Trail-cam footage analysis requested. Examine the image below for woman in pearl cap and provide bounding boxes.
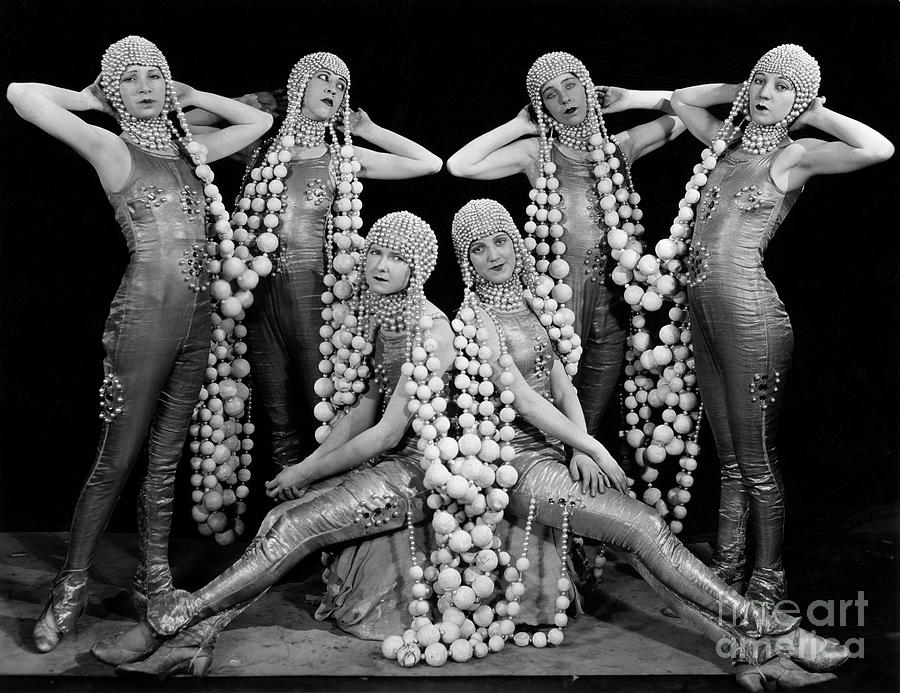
[6,36,272,653]
[667,44,893,610]
[91,212,458,677]
[447,52,685,439]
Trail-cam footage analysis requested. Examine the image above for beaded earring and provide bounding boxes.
[621,45,819,533]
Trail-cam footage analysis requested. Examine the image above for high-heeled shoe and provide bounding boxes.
[33,569,89,653]
[91,620,161,666]
[115,635,214,679]
[735,657,837,691]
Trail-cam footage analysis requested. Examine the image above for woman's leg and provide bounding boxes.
[245,277,302,468]
[36,289,180,650]
[691,307,750,583]
[717,293,793,607]
[134,300,209,601]
[573,289,627,438]
[145,458,427,636]
[509,457,777,638]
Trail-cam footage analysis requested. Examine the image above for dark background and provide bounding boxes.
[0,0,897,549]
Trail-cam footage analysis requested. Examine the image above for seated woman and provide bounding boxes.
[393,198,846,687]
[91,210,454,676]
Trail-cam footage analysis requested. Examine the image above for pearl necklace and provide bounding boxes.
[122,114,175,151]
[294,112,327,148]
[741,121,788,155]
[474,277,524,313]
[363,291,408,335]
[554,111,601,151]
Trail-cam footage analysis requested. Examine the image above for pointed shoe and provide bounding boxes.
[116,641,213,680]
[736,657,838,690]
[91,621,161,666]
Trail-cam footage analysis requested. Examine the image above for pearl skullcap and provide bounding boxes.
[526,51,596,106]
[287,52,351,96]
[100,36,173,108]
[451,199,531,287]
[366,211,438,284]
[749,44,820,116]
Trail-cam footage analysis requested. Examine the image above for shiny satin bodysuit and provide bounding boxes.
[145,317,442,645]
[245,147,335,466]
[540,143,628,434]
[47,139,210,631]
[687,140,800,602]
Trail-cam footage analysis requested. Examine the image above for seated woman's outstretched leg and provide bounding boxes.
[508,456,771,637]
[147,458,427,635]
[507,456,847,671]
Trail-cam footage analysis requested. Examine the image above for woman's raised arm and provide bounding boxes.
[7,80,130,189]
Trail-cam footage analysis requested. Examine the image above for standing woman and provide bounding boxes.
[669,44,893,608]
[447,52,683,435]
[6,35,273,652]
[230,52,442,467]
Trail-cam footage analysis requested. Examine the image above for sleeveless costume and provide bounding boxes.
[50,139,210,623]
[687,139,800,595]
[245,148,335,466]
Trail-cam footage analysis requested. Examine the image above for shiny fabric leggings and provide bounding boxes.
[573,287,627,437]
[245,265,324,467]
[60,283,208,602]
[690,283,793,588]
[510,456,751,640]
[183,456,426,623]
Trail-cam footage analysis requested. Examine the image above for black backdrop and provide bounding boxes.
[1,0,897,544]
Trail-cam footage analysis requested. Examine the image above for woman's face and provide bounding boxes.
[468,232,517,284]
[118,64,166,119]
[301,69,347,121]
[365,243,411,295]
[748,71,796,125]
[540,72,587,126]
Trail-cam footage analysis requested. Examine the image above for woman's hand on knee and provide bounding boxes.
[569,454,603,497]
[266,463,310,500]
[591,449,629,495]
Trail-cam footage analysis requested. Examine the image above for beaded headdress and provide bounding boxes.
[451,198,532,290]
[523,52,646,377]
[99,36,187,150]
[314,211,439,441]
[280,52,352,148]
[186,53,361,540]
[716,44,821,154]
[526,51,607,149]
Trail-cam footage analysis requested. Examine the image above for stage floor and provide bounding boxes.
[1,508,896,692]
